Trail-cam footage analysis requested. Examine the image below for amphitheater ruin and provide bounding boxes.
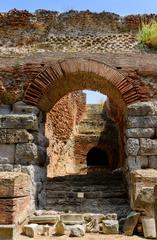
[1,9,157,239]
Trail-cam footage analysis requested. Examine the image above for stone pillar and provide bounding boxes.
[0,101,48,210]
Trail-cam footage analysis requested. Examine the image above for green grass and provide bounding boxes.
[137,20,157,49]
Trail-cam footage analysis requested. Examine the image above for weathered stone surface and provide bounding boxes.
[105,213,117,220]
[0,114,38,130]
[140,138,157,155]
[15,143,38,164]
[127,116,157,128]
[0,144,15,164]
[126,138,140,156]
[54,221,65,236]
[142,217,156,239]
[0,104,11,114]
[149,156,157,169]
[60,214,84,225]
[84,213,105,223]
[0,172,31,198]
[102,220,119,234]
[127,156,141,171]
[69,224,86,237]
[130,170,157,217]
[13,101,39,115]
[0,129,33,144]
[126,128,155,138]
[86,218,99,233]
[136,156,148,169]
[127,102,157,116]
[23,224,38,238]
[0,224,16,240]
[123,211,140,236]
[29,215,59,224]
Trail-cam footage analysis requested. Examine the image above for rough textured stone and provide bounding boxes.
[0,129,33,144]
[140,138,157,156]
[127,102,157,116]
[84,213,105,223]
[13,101,39,115]
[0,114,38,130]
[0,105,11,114]
[105,213,117,220]
[127,156,141,171]
[29,215,59,224]
[69,224,86,237]
[142,217,156,239]
[127,116,157,128]
[86,218,99,233]
[136,156,148,169]
[123,211,140,236]
[0,144,15,164]
[102,220,119,234]
[0,224,16,240]
[54,221,65,236]
[15,143,38,164]
[23,224,38,238]
[60,214,84,225]
[126,138,140,156]
[126,128,155,138]
[149,156,157,169]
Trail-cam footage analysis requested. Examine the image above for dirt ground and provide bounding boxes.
[19,233,144,240]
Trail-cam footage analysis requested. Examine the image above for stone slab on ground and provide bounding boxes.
[60,214,84,225]
[102,220,119,234]
[29,215,59,224]
[69,224,86,237]
[0,224,16,240]
[23,224,38,238]
[123,211,140,236]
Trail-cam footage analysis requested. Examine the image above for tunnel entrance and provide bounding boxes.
[87,147,109,167]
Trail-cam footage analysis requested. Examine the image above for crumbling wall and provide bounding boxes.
[46,91,86,177]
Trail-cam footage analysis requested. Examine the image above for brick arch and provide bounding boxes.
[23,58,149,112]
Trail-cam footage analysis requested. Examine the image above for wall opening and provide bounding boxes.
[87,147,109,167]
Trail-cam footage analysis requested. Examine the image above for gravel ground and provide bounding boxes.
[19,233,144,240]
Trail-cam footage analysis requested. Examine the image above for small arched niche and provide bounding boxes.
[87,147,109,173]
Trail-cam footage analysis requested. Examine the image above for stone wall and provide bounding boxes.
[0,101,47,210]
[46,91,86,177]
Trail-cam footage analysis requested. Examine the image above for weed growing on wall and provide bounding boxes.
[137,20,157,49]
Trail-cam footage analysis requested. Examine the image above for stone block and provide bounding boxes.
[60,214,84,225]
[15,143,38,164]
[136,156,148,169]
[0,129,7,143]
[23,224,38,238]
[0,172,31,198]
[0,104,11,114]
[69,224,85,237]
[140,138,157,155]
[127,156,141,171]
[3,164,13,172]
[102,220,119,234]
[126,138,140,156]
[127,116,157,128]
[123,211,140,236]
[0,114,38,130]
[54,221,65,236]
[13,101,39,115]
[0,144,15,164]
[29,215,59,224]
[149,156,157,169]
[126,128,155,138]
[130,170,157,216]
[142,217,156,239]
[84,213,105,223]
[0,224,16,240]
[127,101,157,116]
[0,129,33,144]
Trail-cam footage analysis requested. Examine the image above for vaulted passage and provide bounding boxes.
[87,147,109,167]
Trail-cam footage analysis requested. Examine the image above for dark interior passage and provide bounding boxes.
[87,147,109,167]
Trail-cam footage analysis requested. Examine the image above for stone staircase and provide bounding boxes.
[45,172,130,219]
[45,104,130,219]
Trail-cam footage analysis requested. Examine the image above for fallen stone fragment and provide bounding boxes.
[102,220,119,234]
[54,220,65,236]
[123,211,140,236]
[86,217,99,233]
[23,224,38,238]
[69,224,86,237]
[142,217,156,239]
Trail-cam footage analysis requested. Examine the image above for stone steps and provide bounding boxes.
[45,172,130,218]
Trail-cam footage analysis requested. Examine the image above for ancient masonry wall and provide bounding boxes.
[46,91,86,177]
[0,101,47,210]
